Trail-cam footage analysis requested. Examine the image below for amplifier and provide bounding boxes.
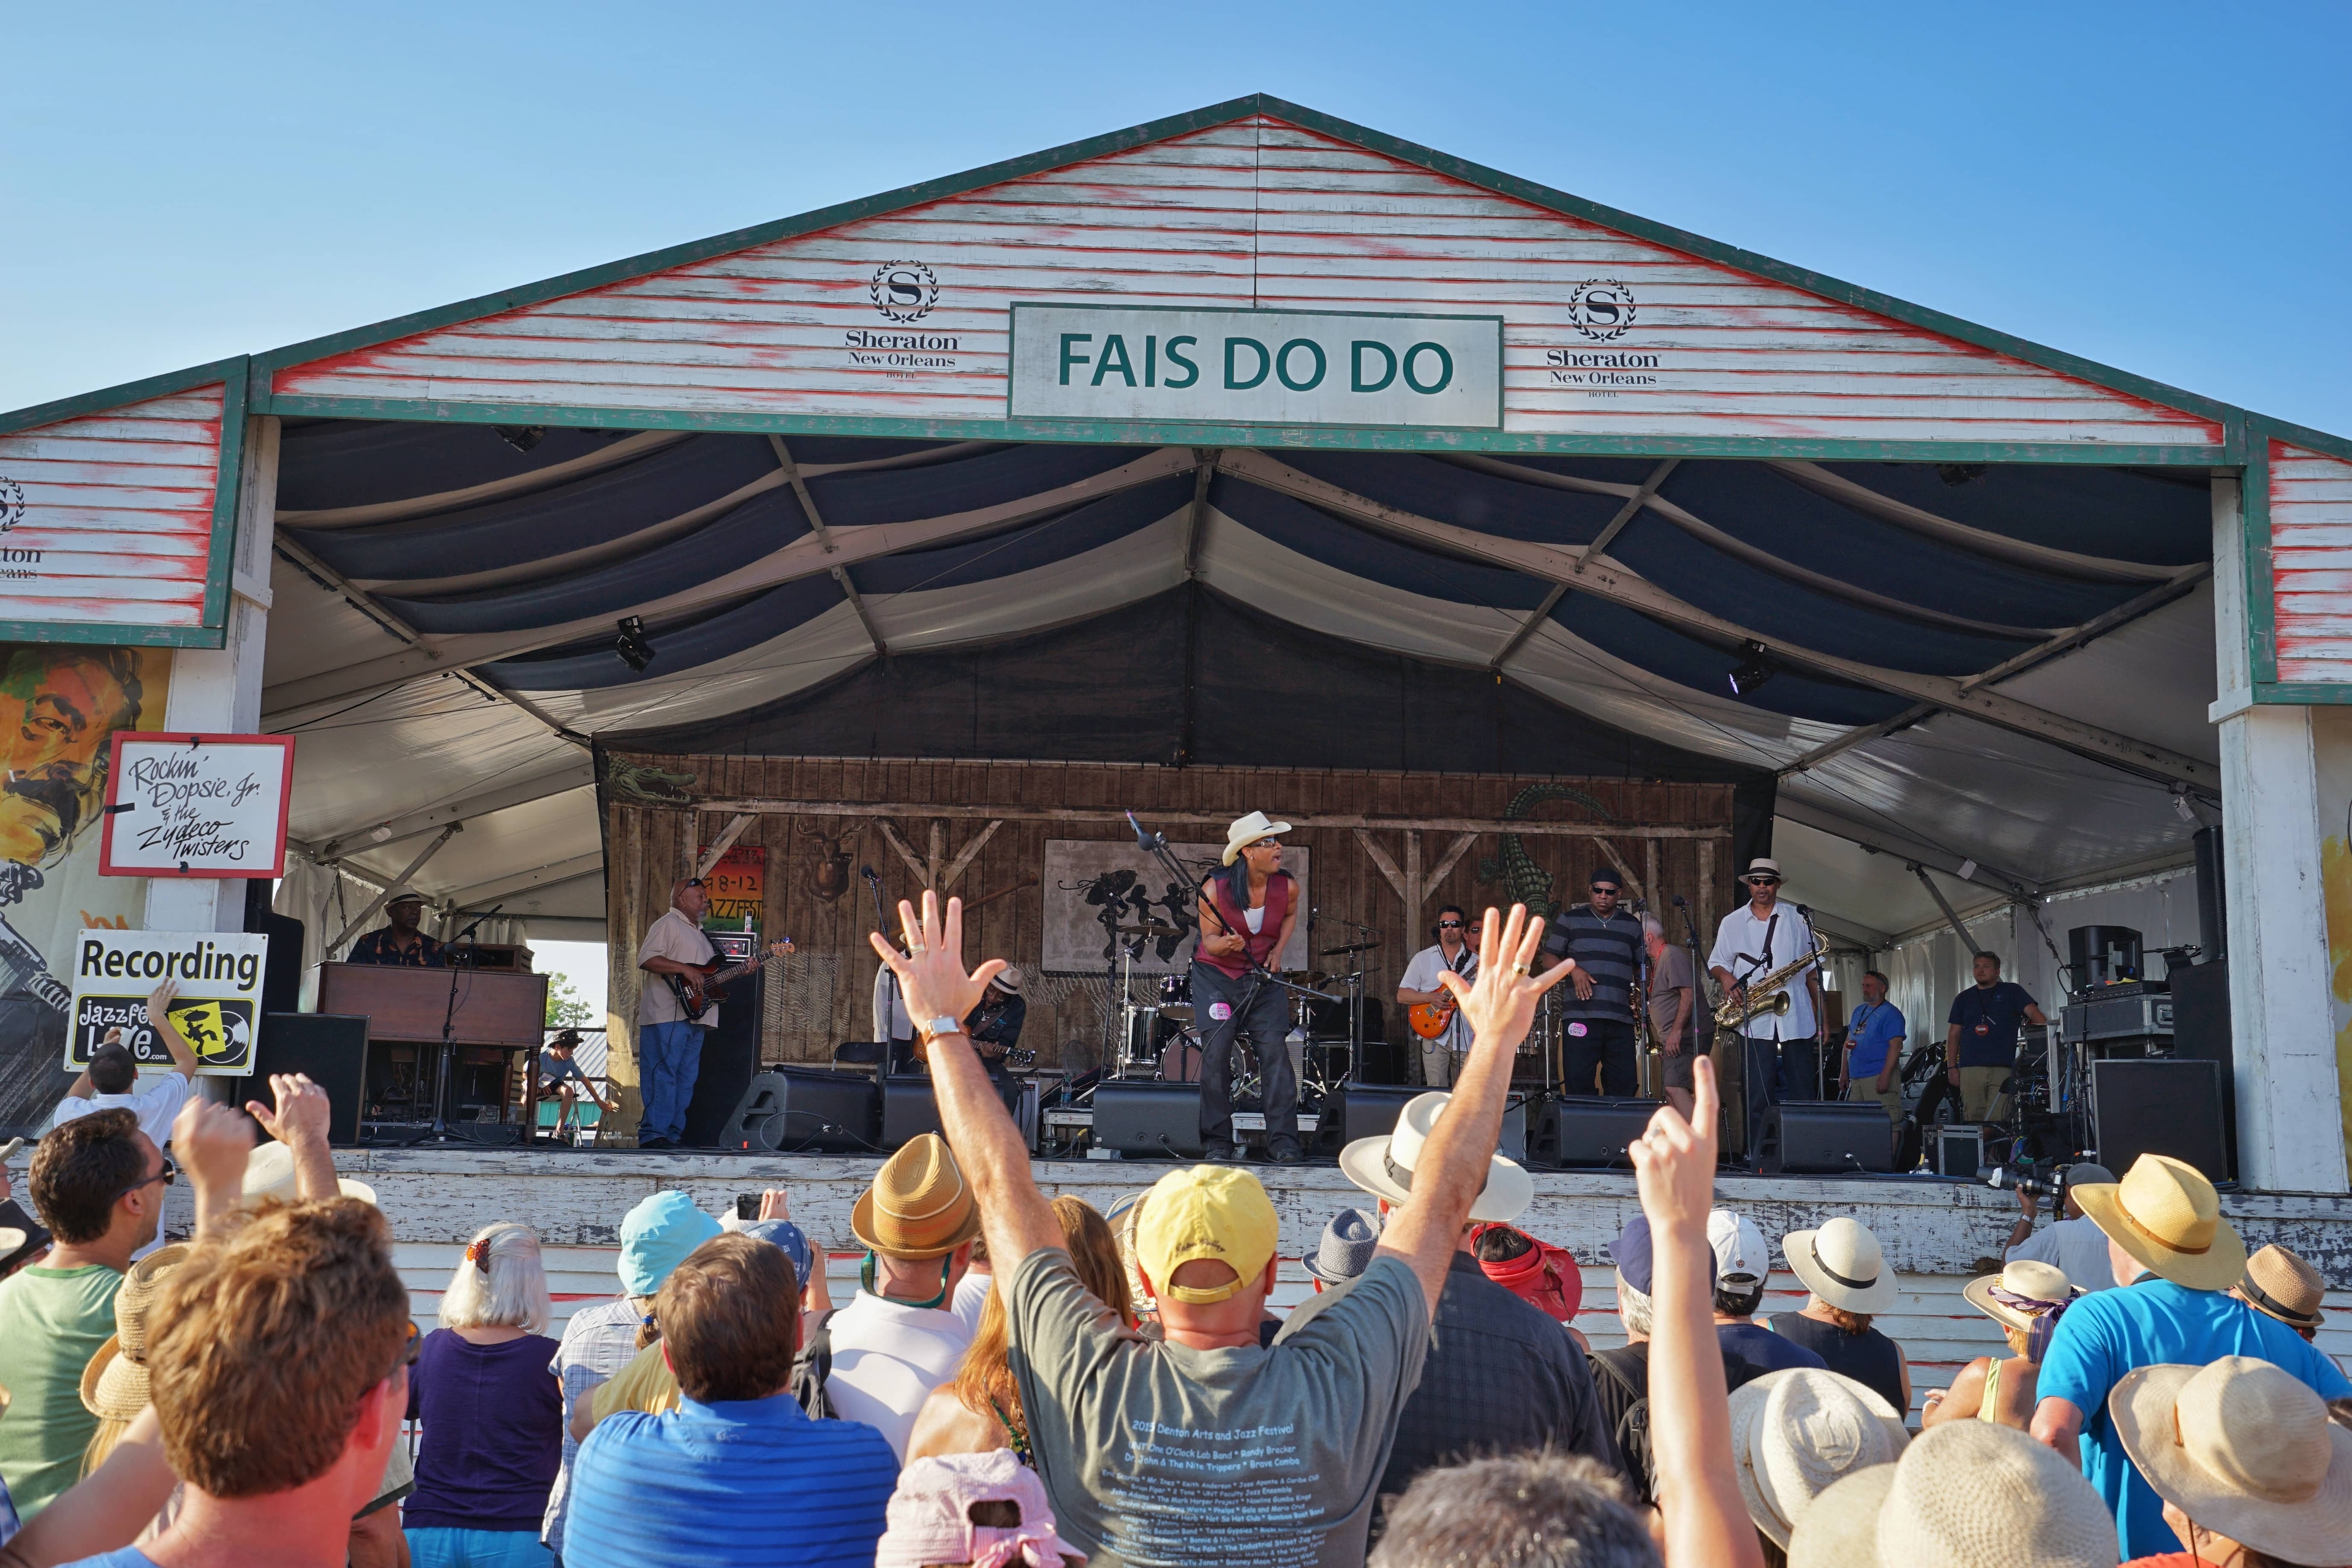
[2094,1058,2228,1182]
[1762,1101,1898,1174]
[1533,1097,1655,1169]
[247,1014,370,1145]
[722,1067,878,1154]
[2062,992,2174,1044]
[1092,1082,1203,1159]
[878,1077,1027,1152]
[1319,1085,1422,1152]
[1933,1123,1988,1178]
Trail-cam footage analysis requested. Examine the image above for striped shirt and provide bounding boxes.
[1544,905,1642,1022]
[566,1394,897,1568]
[541,1295,646,1555]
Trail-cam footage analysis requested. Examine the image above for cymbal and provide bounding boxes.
[1321,942,1379,956]
[1118,921,1178,934]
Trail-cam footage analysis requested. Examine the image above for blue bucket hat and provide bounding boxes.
[741,1218,816,1289]
[618,1190,723,1298]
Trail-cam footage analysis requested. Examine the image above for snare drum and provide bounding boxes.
[1156,973,1194,1023]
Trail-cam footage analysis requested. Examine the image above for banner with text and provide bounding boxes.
[100,733,295,878]
[1009,305,1502,429]
[67,927,268,1075]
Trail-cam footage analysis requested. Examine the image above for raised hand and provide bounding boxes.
[246,1072,332,1150]
[869,891,1005,1031]
[758,1188,791,1221]
[1628,1054,1721,1236]
[174,1097,256,1236]
[1435,905,1579,1057]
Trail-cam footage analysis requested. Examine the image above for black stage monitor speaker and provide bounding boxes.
[247,1014,368,1145]
[681,973,766,1148]
[1321,1085,1421,1152]
[1534,1096,1656,1169]
[723,1066,878,1154]
[1763,1102,1898,1174]
[1093,1082,1204,1159]
[878,1076,1025,1152]
[2094,1058,2228,1182]
[2166,960,2237,1178]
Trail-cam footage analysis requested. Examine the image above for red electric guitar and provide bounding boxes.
[666,940,792,1022]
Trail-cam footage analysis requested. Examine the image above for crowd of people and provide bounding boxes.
[0,897,2345,1567]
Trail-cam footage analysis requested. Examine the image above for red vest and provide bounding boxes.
[1201,870,1291,978]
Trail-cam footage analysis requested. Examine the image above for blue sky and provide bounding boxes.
[4,1,2346,434]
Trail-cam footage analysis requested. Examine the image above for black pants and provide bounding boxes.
[1744,1033,1788,1164]
[1561,1016,1637,1097]
[1191,962,1299,1150]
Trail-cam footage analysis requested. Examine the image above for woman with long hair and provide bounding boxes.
[905,1195,1131,1465]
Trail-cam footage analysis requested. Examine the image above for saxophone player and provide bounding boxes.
[1706,858,1825,1166]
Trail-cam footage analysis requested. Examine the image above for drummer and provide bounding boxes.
[1398,903,1480,1086]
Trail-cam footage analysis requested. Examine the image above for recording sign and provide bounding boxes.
[66,929,268,1076]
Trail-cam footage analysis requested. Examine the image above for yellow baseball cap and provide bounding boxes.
[1134,1164,1280,1304]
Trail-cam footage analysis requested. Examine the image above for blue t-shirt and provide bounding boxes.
[1717,1322,1828,1374]
[567,1393,897,1568]
[2035,1273,2352,1559]
[1948,981,2037,1068]
[1845,1001,1906,1079]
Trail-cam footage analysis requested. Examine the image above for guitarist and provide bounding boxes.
[1398,904,1480,1087]
[635,875,773,1149]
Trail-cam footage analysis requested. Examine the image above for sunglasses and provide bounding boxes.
[1438,920,1463,929]
[1589,884,1621,894]
[386,1321,421,1384]
[113,1153,177,1205]
[1744,875,1782,886]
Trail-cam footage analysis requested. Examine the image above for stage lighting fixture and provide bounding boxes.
[494,424,546,453]
[613,615,655,673]
[1727,641,1774,697]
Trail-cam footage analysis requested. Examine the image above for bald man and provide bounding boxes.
[634,876,767,1149]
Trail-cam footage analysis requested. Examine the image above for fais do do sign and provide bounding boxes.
[67,928,268,1075]
[1009,304,1501,429]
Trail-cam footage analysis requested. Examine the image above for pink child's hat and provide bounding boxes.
[875,1450,1085,1568]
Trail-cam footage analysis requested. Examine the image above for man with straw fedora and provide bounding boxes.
[827,1131,982,1462]
[2109,1355,2352,1567]
[2231,1242,2330,1343]
[2030,1153,2352,1558]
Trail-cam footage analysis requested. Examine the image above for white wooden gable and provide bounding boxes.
[271,115,2219,447]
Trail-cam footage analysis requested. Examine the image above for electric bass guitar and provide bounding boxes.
[666,940,792,1022]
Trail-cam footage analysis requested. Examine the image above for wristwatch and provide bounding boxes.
[920,1016,966,1040]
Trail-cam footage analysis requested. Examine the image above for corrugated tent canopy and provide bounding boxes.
[263,418,2218,944]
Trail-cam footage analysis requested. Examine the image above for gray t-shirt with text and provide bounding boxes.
[1007,1247,1429,1568]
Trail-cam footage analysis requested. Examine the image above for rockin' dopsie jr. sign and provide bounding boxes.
[66,927,267,1075]
[98,733,294,878]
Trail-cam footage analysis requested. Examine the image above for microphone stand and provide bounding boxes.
[864,868,907,1076]
[407,905,500,1147]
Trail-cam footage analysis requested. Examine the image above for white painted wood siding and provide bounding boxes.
[272,118,2218,447]
[2271,441,2352,684]
[0,386,227,626]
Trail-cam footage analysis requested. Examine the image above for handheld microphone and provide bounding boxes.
[1672,894,1688,907]
[1125,810,1159,851]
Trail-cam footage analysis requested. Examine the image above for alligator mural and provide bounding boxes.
[1477,782,1617,920]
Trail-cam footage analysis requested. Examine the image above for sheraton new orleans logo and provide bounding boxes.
[1566,279,1637,342]
[869,260,940,323]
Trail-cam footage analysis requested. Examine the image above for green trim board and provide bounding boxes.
[198,371,252,631]
[238,93,2261,441]
[252,391,2230,467]
[2252,410,2352,466]
[0,619,226,650]
[2244,440,2278,687]
[0,354,248,437]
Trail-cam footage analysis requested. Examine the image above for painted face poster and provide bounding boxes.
[0,644,172,1129]
[67,929,266,1076]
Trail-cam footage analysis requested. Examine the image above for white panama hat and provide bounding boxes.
[1339,1091,1532,1224]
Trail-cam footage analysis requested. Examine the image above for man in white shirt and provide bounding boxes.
[634,876,773,1149]
[825,1132,977,1460]
[1396,903,1480,1087]
[2001,1161,2117,1292]
[1706,858,1823,1166]
[53,978,198,1146]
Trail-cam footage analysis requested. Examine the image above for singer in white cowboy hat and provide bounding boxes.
[1191,810,1303,1161]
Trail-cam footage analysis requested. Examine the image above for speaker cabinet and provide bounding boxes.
[2094,1058,2228,1182]
[1092,1082,1204,1159]
[1534,1096,1656,1169]
[1321,1085,1421,1151]
[876,1076,1025,1152]
[1763,1101,1898,1174]
[722,1066,878,1154]
[246,1014,369,1145]
[681,973,766,1149]
[2166,960,2237,1178]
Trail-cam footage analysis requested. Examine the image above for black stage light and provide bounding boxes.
[1728,640,1775,697]
[494,424,546,453]
[613,615,655,673]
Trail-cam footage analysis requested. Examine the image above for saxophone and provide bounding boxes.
[1714,930,1828,1031]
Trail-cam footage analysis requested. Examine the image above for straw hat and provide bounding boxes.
[1221,810,1292,866]
[2236,1243,2327,1333]
[241,1140,377,1205]
[1730,1368,1910,1547]
[850,1133,981,1260]
[1788,1464,1898,1568]
[2114,1358,2352,1564]
[1783,1217,1898,1314]
[80,1243,190,1422]
[1340,1091,1532,1224]
[1961,1258,2079,1333]
[989,965,1024,995]
[2069,1153,2245,1292]
[1875,1421,2117,1567]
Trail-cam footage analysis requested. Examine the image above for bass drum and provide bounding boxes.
[1156,1018,1204,1082]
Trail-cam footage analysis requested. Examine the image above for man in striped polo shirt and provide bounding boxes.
[1540,867,1643,1097]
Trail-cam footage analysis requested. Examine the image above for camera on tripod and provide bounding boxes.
[1980,1163,2063,1200]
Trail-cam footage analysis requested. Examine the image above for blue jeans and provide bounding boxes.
[637,1020,707,1144]
[407,1528,554,1568]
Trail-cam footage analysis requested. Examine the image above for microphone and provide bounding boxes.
[1125,810,1161,851]
[455,903,502,943]
[860,865,878,883]
[1672,894,1688,907]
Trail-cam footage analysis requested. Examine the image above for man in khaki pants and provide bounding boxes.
[1839,969,1905,1123]
[1945,951,2045,1124]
